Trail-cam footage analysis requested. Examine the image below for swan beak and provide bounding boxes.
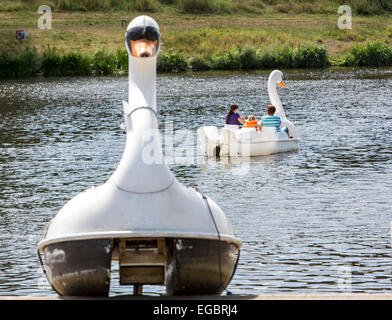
[130,39,158,57]
[277,81,286,88]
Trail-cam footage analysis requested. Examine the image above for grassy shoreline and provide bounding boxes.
[1,2,391,78]
[1,41,392,79]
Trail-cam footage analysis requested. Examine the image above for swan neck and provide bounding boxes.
[268,79,285,118]
[110,55,173,193]
[129,56,157,111]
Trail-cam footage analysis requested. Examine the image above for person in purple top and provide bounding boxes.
[225,103,245,126]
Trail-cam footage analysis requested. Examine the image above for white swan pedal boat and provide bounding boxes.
[198,70,300,157]
[37,16,241,297]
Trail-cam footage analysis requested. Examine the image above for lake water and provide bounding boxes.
[0,68,392,296]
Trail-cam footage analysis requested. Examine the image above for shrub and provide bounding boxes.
[157,48,188,72]
[256,48,276,69]
[91,48,117,75]
[276,45,293,68]
[41,47,62,76]
[188,55,211,71]
[42,47,92,76]
[0,47,40,78]
[221,48,241,69]
[60,51,91,76]
[0,51,19,78]
[238,45,258,69]
[115,48,128,74]
[17,47,41,77]
[54,0,157,11]
[292,44,329,68]
[177,0,232,13]
[129,0,157,11]
[338,41,392,67]
[209,46,258,70]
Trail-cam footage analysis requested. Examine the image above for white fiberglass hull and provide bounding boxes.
[198,125,299,157]
[236,138,299,156]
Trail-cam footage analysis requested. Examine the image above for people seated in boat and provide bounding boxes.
[261,105,289,137]
[225,103,245,126]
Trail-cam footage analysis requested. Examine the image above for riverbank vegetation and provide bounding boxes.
[338,41,392,66]
[2,41,392,79]
[0,0,392,78]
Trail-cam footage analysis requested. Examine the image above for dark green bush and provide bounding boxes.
[177,0,232,13]
[41,47,62,76]
[188,55,211,70]
[17,47,41,77]
[91,48,118,75]
[256,48,278,69]
[292,44,329,68]
[54,0,157,11]
[157,49,188,72]
[0,47,40,79]
[42,47,92,76]
[338,41,392,67]
[221,48,242,70]
[0,51,19,78]
[60,51,92,76]
[276,45,293,68]
[178,0,215,12]
[209,46,258,70]
[115,48,128,74]
[238,45,259,69]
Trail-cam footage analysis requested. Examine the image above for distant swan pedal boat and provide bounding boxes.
[198,70,300,157]
[37,16,241,297]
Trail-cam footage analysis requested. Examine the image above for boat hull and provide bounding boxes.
[41,237,239,296]
[165,238,238,295]
[236,139,299,157]
[198,125,299,157]
[43,239,112,297]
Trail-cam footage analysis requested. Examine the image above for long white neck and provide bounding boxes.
[128,56,156,110]
[110,56,173,193]
[268,80,286,119]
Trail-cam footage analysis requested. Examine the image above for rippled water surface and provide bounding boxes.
[0,68,392,296]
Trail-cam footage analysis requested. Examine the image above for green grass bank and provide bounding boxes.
[1,0,392,78]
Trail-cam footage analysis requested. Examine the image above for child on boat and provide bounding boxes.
[244,115,261,131]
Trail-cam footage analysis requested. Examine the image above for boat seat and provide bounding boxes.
[236,127,257,142]
[224,124,239,131]
[258,126,275,139]
[202,126,220,140]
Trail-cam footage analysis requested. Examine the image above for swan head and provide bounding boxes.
[125,16,161,58]
[269,70,286,88]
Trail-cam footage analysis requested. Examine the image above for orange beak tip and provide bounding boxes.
[278,81,286,88]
